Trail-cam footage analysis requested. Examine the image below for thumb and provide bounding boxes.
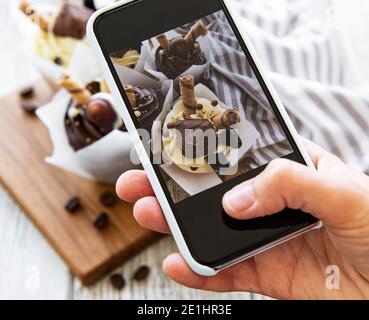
[222,158,349,227]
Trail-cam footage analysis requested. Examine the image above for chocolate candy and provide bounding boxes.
[92,212,109,230]
[53,2,93,39]
[86,98,117,133]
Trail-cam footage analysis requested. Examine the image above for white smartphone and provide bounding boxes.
[87,0,322,276]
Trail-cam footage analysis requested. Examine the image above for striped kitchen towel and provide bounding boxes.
[229,0,369,172]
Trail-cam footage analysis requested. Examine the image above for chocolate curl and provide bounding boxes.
[180,76,197,119]
[156,34,170,49]
[124,85,137,108]
[212,109,241,129]
[184,21,208,43]
[58,74,91,106]
[19,0,50,32]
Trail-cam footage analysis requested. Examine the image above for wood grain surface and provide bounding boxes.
[0,79,160,285]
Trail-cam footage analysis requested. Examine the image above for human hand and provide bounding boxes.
[116,139,369,299]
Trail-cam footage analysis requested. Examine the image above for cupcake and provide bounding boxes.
[163,76,241,174]
[123,84,163,133]
[110,48,141,70]
[18,0,93,67]
[58,74,123,151]
[155,21,208,79]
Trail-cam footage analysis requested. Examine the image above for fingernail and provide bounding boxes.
[223,183,255,214]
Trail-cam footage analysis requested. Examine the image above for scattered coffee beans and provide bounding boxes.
[64,196,81,213]
[100,191,117,208]
[19,86,35,99]
[110,274,126,290]
[93,212,109,230]
[133,266,150,281]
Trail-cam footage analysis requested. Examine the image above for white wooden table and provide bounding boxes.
[1,0,368,300]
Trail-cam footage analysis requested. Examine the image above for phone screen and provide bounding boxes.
[94,0,317,267]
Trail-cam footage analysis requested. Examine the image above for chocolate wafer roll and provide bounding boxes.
[58,74,91,105]
[156,34,170,49]
[212,109,241,129]
[19,0,50,32]
[184,21,208,43]
[180,76,197,119]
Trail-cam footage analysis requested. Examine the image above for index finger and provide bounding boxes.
[116,170,155,202]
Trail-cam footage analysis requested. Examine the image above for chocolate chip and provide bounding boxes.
[110,274,126,290]
[21,100,38,114]
[64,196,81,213]
[53,57,63,65]
[100,191,117,208]
[133,266,150,281]
[93,212,109,230]
[211,100,219,106]
[19,86,34,99]
[190,167,198,172]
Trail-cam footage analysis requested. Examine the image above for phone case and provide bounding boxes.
[87,0,322,277]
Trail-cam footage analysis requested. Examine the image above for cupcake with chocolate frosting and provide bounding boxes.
[58,74,122,151]
[155,21,208,79]
[18,0,93,67]
[163,75,241,173]
[123,84,163,133]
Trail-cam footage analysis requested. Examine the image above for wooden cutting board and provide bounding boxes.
[0,79,160,285]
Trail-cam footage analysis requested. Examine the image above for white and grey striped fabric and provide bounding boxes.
[227,0,369,172]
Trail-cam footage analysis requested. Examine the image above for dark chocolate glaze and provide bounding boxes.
[130,86,163,132]
[155,37,206,79]
[53,2,93,39]
[64,98,116,151]
[169,119,216,159]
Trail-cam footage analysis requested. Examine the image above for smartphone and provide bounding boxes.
[87,0,321,276]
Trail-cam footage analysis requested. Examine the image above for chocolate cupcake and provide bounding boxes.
[155,21,208,79]
[19,0,93,40]
[124,85,163,132]
[58,74,121,151]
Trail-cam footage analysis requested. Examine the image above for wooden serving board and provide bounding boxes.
[0,79,160,285]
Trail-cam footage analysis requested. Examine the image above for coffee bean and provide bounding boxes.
[21,100,38,114]
[64,196,81,213]
[54,57,63,65]
[19,86,34,99]
[110,274,126,290]
[133,266,150,281]
[93,212,109,230]
[100,191,117,208]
